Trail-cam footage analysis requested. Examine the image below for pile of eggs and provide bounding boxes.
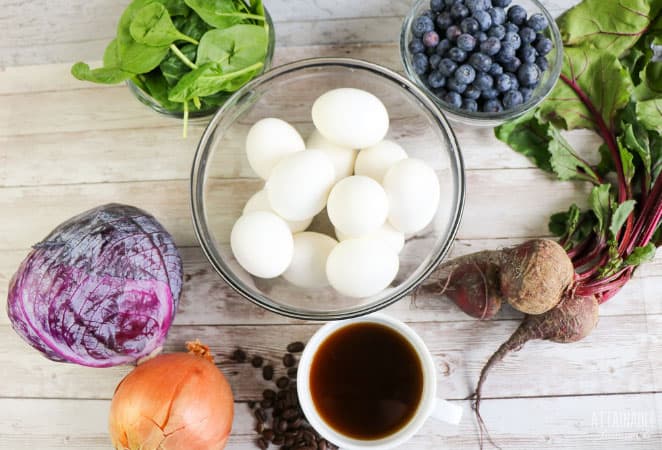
[230,88,442,298]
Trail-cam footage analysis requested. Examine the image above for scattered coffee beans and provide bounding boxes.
[235,342,338,450]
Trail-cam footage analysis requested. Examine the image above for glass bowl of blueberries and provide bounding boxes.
[401,0,563,126]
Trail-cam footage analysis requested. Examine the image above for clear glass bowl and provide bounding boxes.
[190,58,465,320]
[127,6,276,119]
[400,0,563,127]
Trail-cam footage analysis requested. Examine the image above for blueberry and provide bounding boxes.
[448,47,468,62]
[446,25,462,41]
[475,31,488,42]
[536,55,549,71]
[488,24,506,40]
[474,10,493,31]
[423,31,441,48]
[430,0,445,12]
[466,0,489,13]
[504,31,521,49]
[409,38,425,54]
[480,37,501,56]
[444,0,460,6]
[535,37,553,56]
[464,84,482,99]
[461,17,480,34]
[413,53,429,75]
[447,77,468,93]
[504,72,519,91]
[436,12,453,30]
[454,64,476,84]
[481,87,499,99]
[517,62,541,86]
[503,90,524,108]
[473,72,493,90]
[450,3,470,20]
[483,98,503,112]
[462,98,479,111]
[505,22,519,33]
[488,7,506,25]
[412,15,435,36]
[430,54,442,68]
[457,33,477,51]
[492,0,512,7]
[519,27,536,45]
[438,58,457,76]
[443,91,463,108]
[520,87,534,102]
[496,42,516,62]
[495,73,513,92]
[421,9,436,20]
[518,45,537,63]
[435,39,451,55]
[427,71,447,88]
[507,5,527,26]
[488,62,504,76]
[502,56,521,72]
[527,13,549,32]
[468,52,492,72]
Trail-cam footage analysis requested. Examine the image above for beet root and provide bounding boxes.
[499,239,575,315]
[417,250,503,320]
[471,294,599,448]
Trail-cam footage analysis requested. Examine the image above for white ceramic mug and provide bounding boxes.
[297,313,462,450]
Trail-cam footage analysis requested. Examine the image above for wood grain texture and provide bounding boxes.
[2,315,661,401]
[0,394,659,449]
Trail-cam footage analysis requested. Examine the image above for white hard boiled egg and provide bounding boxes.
[245,118,305,179]
[383,158,441,234]
[354,139,408,182]
[312,88,389,149]
[230,211,294,278]
[327,176,389,237]
[306,129,357,182]
[283,232,338,288]
[326,238,399,298]
[243,190,312,233]
[266,150,335,221]
[335,222,405,254]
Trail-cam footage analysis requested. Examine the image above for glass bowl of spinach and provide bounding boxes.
[71,0,275,124]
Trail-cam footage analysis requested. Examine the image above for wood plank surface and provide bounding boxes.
[0,394,659,449]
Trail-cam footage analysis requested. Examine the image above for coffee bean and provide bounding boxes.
[285,430,298,438]
[287,367,298,378]
[263,365,274,381]
[277,389,288,400]
[260,398,273,409]
[319,440,328,450]
[232,348,247,362]
[276,376,290,389]
[288,418,302,430]
[278,419,288,432]
[273,434,285,445]
[263,429,275,441]
[257,438,267,450]
[283,353,296,367]
[282,407,299,421]
[254,421,264,433]
[251,355,264,367]
[248,400,256,409]
[263,389,277,400]
[287,342,305,353]
[303,430,316,443]
[285,437,295,446]
[255,408,266,423]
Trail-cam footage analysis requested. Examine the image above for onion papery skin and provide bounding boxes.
[109,352,234,450]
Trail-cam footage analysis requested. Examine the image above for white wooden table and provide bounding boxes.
[1,1,660,449]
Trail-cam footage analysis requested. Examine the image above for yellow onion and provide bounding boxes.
[109,341,234,450]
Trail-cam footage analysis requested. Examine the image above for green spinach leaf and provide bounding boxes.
[196,24,267,66]
[130,3,198,46]
[116,0,170,74]
[71,63,134,84]
[184,0,244,29]
[160,43,197,85]
[161,0,190,16]
[173,11,210,41]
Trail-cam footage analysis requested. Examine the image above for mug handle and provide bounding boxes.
[431,398,463,425]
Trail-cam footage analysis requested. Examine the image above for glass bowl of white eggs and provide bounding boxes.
[191,57,465,320]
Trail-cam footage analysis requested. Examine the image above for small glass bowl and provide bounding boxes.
[127,6,276,119]
[400,0,563,127]
[190,58,466,320]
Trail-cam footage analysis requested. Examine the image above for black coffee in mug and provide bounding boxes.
[309,322,424,440]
